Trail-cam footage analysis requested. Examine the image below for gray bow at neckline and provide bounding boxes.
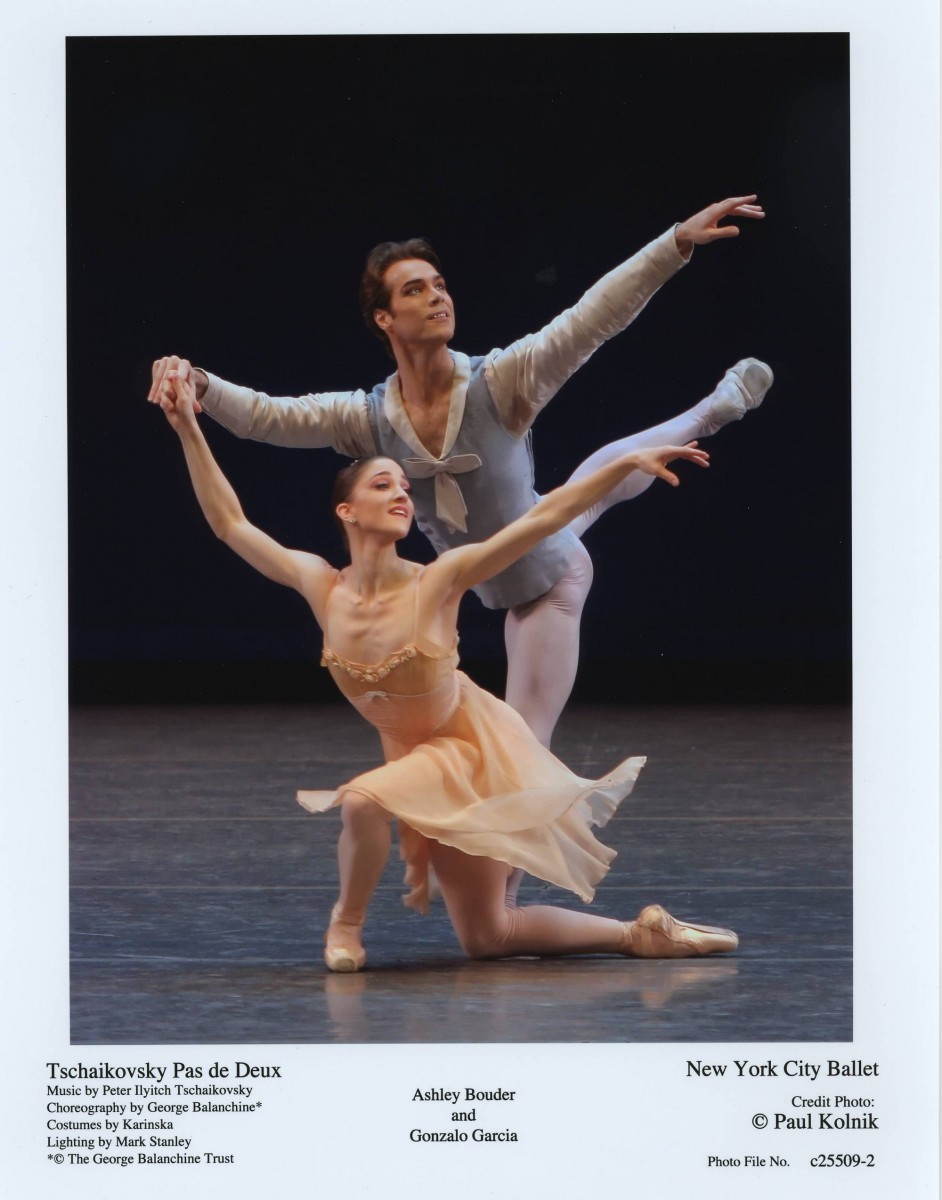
[402,453,483,533]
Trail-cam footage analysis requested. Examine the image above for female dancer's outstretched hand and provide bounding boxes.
[152,355,337,609]
[629,442,710,487]
[431,440,711,601]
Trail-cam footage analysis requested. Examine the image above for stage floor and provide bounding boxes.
[70,702,851,1044]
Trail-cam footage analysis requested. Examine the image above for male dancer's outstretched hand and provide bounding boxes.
[675,195,765,254]
[148,355,206,413]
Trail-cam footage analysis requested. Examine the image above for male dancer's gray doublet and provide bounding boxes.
[199,227,688,608]
[364,353,580,610]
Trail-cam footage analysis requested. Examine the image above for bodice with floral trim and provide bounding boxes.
[319,568,459,703]
[320,633,459,698]
[320,642,421,685]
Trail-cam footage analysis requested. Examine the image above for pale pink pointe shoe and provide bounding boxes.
[707,357,774,426]
[620,904,739,958]
[324,904,366,973]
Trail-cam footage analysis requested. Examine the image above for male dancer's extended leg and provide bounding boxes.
[569,357,773,538]
[504,394,719,740]
[505,357,774,739]
[503,359,772,903]
[501,358,771,902]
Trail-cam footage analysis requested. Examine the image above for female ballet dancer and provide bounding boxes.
[159,367,739,971]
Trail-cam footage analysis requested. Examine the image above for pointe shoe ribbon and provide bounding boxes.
[621,904,739,958]
[324,904,366,973]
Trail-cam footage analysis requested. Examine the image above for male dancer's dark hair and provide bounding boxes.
[358,238,443,354]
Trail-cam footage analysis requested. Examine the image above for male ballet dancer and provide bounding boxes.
[150,195,772,751]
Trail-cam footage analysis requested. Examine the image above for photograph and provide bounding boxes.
[67,30,850,1045]
[1,1,937,1197]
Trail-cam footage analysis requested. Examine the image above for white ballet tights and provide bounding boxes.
[503,540,594,750]
[499,398,715,905]
[566,399,714,538]
[504,395,713,747]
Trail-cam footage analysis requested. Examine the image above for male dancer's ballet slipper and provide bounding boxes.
[324,904,366,973]
[620,904,739,958]
[708,357,774,425]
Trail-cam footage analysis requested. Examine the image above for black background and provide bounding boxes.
[67,34,849,704]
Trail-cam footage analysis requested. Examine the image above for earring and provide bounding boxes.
[347,516,357,525]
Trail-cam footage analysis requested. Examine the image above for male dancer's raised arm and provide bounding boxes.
[147,361,376,457]
[147,195,762,448]
[484,195,763,435]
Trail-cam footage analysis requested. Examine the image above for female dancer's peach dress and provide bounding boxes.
[297,576,645,913]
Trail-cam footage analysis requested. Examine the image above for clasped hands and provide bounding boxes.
[155,363,199,432]
[149,356,205,414]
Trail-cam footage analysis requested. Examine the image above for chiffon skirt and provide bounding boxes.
[298,672,644,913]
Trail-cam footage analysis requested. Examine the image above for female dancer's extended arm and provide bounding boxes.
[158,369,337,617]
[430,443,709,601]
